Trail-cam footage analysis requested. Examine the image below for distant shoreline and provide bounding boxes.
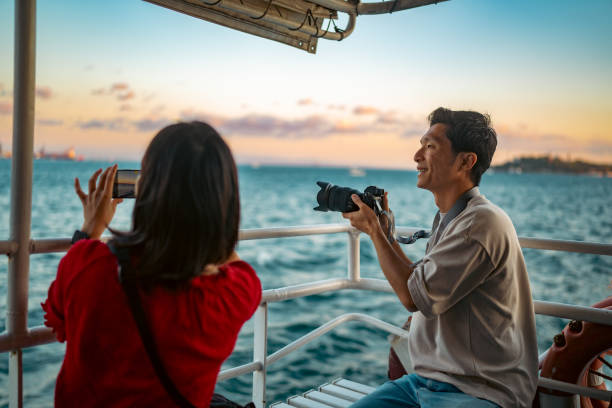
[492,156,611,177]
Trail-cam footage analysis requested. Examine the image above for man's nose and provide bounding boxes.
[414,147,423,163]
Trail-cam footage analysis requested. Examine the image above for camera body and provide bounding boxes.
[314,181,384,215]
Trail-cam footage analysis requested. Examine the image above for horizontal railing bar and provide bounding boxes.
[218,361,263,382]
[29,238,70,254]
[262,278,350,303]
[519,237,612,256]
[239,224,350,240]
[538,377,612,401]
[534,300,612,326]
[2,224,611,256]
[266,313,409,366]
[267,278,612,326]
[0,326,55,352]
[1,280,610,353]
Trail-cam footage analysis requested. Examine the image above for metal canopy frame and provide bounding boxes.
[145,0,447,53]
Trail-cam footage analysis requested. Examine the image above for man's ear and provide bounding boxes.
[458,152,477,171]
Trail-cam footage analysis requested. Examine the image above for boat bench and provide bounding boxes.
[269,378,376,407]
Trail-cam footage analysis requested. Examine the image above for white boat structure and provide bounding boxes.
[1,1,611,407]
[348,167,366,177]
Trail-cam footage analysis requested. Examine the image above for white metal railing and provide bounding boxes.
[2,224,612,407]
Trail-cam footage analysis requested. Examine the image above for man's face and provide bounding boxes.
[413,123,462,193]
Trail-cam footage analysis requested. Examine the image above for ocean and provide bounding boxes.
[0,159,611,406]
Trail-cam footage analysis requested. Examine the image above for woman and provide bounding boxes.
[42,122,261,407]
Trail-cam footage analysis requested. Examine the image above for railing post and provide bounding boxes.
[348,228,360,281]
[252,303,268,408]
[8,0,37,407]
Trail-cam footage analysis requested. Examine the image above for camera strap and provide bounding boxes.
[406,187,480,268]
[392,187,480,246]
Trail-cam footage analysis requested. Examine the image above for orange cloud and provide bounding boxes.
[111,83,129,92]
[37,119,63,126]
[298,98,313,106]
[353,106,379,115]
[0,102,12,115]
[117,91,135,101]
[36,86,53,100]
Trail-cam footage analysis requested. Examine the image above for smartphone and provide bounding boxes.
[113,169,140,198]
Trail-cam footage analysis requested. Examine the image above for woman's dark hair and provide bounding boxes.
[110,121,240,288]
[428,107,497,185]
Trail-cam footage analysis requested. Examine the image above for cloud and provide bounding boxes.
[119,104,132,112]
[110,83,129,92]
[0,83,8,97]
[327,104,345,111]
[91,83,135,101]
[331,119,362,133]
[37,119,63,126]
[353,106,379,115]
[73,109,426,141]
[297,98,313,106]
[78,118,128,131]
[142,92,156,103]
[376,111,400,125]
[582,138,612,155]
[117,91,135,101]
[0,102,11,115]
[84,64,94,71]
[177,109,429,139]
[36,86,53,100]
[221,114,334,138]
[150,104,165,115]
[133,118,172,132]
[179,109,225,128]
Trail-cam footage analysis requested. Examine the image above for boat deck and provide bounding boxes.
[270,378,376,407]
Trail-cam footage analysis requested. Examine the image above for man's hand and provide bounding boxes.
[75,164,123,240]
[342,194,381,237]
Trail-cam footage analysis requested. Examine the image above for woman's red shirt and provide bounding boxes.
[42,239,261,407]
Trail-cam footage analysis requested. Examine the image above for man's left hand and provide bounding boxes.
[342,194,381,236]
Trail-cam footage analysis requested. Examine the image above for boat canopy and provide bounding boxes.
[144,0,448,53]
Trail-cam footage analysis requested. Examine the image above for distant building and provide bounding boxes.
[36,147,83,161]
[0,142,11,159]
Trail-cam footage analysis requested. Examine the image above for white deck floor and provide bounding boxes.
[269,378,377,407]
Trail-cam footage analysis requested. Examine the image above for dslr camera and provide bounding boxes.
[314,181,385,215]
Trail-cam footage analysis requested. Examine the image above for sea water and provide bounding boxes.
[0,159,610,406]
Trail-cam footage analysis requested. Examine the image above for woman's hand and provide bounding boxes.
[75,164,123,240]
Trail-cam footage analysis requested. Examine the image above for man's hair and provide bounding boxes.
[110,121,240,288]
[428,107,497,185]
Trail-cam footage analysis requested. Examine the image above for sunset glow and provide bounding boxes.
[0,0,611,168]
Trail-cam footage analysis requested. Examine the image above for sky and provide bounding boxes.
[0,0,611,169]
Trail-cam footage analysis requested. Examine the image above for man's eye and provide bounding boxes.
[427,144,433,148]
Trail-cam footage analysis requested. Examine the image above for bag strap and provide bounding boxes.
[108,243,196,408]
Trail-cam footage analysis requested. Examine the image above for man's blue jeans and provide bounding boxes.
[348,374,500,408]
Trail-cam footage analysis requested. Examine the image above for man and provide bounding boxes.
[344,108,538,407]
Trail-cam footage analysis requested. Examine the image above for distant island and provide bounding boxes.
[493,155,611,177]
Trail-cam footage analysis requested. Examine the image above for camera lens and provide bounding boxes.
[314,181,361,213]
